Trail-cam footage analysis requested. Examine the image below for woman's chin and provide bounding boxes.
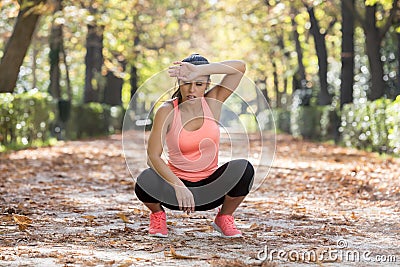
[185,97,198,103]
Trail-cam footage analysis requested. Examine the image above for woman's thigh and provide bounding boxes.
[135,159,253,210]
[187,159,254,206]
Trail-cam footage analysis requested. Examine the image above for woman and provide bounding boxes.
[135,54,254,238]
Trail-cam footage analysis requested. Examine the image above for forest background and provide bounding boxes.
[0,0,399,155]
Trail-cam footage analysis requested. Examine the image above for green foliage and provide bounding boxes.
[273,109,291,134]
[238,114,258,133]
[340,98,399,154]
[290,106,336,141]
[0,91,124,151]
[66,103,124,139]
[0,91,55,151]
[341,103,372,150]
[386,96,400,154]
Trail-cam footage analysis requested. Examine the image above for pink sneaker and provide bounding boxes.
[211,210,242,238]
[149,211,168,238]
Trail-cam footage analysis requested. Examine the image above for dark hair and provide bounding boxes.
[171,53,209,103]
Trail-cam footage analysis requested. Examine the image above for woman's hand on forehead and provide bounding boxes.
[168,61,200,82]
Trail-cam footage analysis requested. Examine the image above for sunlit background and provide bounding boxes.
[0,0,399,154]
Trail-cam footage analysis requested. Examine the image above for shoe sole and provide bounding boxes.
[149,233,168,238]
[211,222,242,238]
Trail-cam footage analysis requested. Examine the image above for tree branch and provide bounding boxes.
[379,0,399,40]
[326,17,338,35]
[343,0,366,30]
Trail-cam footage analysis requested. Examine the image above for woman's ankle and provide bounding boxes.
[144,202,163,213]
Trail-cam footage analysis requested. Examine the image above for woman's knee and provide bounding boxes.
[135,168,161,203]
[225,159,254,197]
[135,168,159,195]
[136,168,157,183]
[231,159,254,182]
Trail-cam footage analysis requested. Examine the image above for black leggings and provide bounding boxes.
[134,159,254,211]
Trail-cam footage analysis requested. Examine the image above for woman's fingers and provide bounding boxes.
[182,196,194,213]
[168,67,179,77]
[174,186,195,213]
[168,62,192,79]
[168,65,187,79]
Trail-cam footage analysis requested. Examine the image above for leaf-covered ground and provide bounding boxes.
[1,133,399,266]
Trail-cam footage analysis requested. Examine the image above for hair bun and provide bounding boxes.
[182,53,209,65]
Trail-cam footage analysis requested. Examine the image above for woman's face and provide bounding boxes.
[179,76,210,103]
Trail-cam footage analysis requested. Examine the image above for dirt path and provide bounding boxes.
[1,133,399,266]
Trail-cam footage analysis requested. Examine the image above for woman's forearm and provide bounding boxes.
[147,155,185,187]
[197,60,246,76]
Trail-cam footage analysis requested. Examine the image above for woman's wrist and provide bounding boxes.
[172,179,185,188]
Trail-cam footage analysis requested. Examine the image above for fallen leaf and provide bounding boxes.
[13,214,32,225]
[150,243,165,253]
[82,215,96,226]
[118,259,133,267]
[13,214,32,231]
[117,213,130,223]
[166,245,199,259]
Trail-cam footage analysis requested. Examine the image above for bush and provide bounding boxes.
[0,91,125,151]
[340,97,399,154]
[0,91,56,151]
[290,105,336,140]
[66,102,124,139]
[340,102,372,150]
[273,109,291,134]
[386,96,400,154]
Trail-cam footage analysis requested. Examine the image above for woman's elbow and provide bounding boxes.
[237,60,246,74]
[147,154,160,167]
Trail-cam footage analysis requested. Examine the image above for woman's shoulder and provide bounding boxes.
[154,100,175,119]
[158,99,175,111]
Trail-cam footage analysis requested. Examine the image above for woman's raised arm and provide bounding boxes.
[169,60,246,103]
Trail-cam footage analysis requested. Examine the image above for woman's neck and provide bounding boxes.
[179,99,203,114]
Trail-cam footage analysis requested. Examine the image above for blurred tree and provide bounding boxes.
[84,2,104,103]
[350,0,399,100]
[49,0,62,99]
[398,31,400,93]
[340,0,355,108]
[127,0,212,109]
[290,4,307,91]
[303,1,337,105]
[0,0,47,93]
[103,54,125,106]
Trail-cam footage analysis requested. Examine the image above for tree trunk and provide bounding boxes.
[32,37,38,89]
[104,58,126,106]
[84,24,104,103]
[257,78,270,106]
[291,7,306,89]
[60,36,72,101]
[272,60,280,108]
[104,72,123,106]
[365,5,385,101]
[340,0,355,108]
[307,6,331,105]
[397,32,400,97]
[48,0,63,99]
[0,0,44,93]
[130,64,139,111]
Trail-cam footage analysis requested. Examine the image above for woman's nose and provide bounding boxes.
[189,82,196,91]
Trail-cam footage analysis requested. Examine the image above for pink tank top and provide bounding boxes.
[166,97,220,182]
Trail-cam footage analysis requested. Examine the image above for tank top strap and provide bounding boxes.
[169,97,181,131]
[172,97,179,108]
[201,97,215,120]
